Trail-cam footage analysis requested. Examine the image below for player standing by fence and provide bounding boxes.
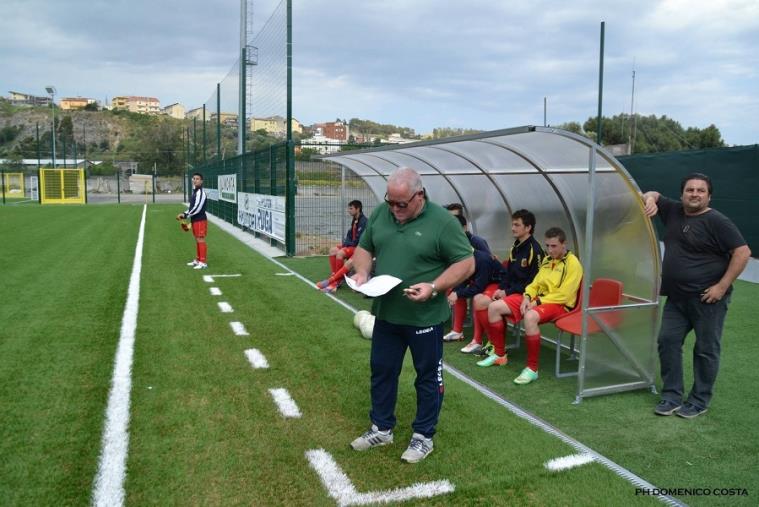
[177,173,209,270]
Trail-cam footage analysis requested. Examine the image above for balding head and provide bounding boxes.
[387,167,423,194]
[385,167,425,224]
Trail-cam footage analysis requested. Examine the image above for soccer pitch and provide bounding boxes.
[1,205,756,506]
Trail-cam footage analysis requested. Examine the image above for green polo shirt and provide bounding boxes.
[359,200,473,326]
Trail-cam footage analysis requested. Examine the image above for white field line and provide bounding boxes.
[208,213,686,507]
[305,449,454,506]
[203,274,242,283]
[230,321,249,336]
[269,388,302,418]
[217,302,233,313]
[244,349,269,369]
[209,287,222,296]
[545,453,595,472]
[91,204,147,507]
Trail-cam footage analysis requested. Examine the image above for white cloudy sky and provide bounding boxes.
[2,0,758,145]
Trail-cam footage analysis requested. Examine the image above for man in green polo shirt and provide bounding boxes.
[348,167,474,463]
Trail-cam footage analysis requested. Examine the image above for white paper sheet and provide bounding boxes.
[344,275,403,297]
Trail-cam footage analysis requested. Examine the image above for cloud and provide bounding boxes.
[1,0,757,145]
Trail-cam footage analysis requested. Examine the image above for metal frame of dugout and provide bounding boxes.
[322,126,662,403]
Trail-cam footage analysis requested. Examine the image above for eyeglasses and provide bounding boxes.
[384,191,420,209]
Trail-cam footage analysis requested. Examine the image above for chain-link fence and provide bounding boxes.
[295,160,380,256]
[86,171,185,204]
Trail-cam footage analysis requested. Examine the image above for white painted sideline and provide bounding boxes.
[218,302,233,313]
[269,388,302,418]
[210,213,685,507]
[92,205,147,507]
[244,349,269,369]
[306,449,454,506]
[230,321,249,336]
[545,453,594,472]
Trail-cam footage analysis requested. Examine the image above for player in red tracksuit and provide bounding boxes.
[316,200,368,293]
[177,172,208,269]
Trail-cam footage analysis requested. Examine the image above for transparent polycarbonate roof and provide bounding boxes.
[323,126,660,303]
[324,126,661,398]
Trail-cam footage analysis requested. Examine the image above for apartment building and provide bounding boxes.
[60,97,97,110]
[111,96,161,114]
[312,121,348,141]
[251,115,303,136]
[8,91,52,107]
[161,103,185,119]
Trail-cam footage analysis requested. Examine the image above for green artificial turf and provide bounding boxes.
[2,204,753,506]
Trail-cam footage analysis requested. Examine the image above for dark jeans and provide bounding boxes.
[658,294,730,409]
[369,319,444,439]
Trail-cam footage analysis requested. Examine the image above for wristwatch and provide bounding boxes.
[430,282,438,298]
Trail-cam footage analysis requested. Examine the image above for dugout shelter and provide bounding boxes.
[322,126,661,403]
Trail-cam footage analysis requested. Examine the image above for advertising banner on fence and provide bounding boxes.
[206,188,219,201]
[218,174,237,203]
[237,192,286,243]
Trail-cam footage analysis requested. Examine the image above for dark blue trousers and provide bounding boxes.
[658,295,730,410]
[369,319,444,439]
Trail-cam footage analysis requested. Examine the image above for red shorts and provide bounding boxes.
[501,293,525,323]
[339,246,356,258]
[192,220,208,238]
[481,283,500,299]
[531,302,569,323]
[499,294,569,324]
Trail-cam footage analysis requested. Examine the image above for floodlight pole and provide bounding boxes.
[45,86,57,168]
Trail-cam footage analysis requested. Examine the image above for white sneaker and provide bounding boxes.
[443,331,464,342]
[187,260,199,266]
[350,424,393,451]
[193,262,208,270]
[401,433,434,463]
[460,340,483,354]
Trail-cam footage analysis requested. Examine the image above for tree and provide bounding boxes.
[572,114,726,154]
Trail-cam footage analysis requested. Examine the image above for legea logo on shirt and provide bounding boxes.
[415,231,422,236]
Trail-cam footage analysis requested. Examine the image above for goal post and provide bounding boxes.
[3,172,25,196]
[40,169,86,204]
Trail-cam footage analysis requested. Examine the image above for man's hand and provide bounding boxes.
[405,283,435,302]
[350,272,369,287]
[520,295,536,315]
[447,291,458,306]
[493,289,505,300]
[641,192,659,218]
[701,284,728,304]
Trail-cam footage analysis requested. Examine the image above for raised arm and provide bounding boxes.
[641,191,660,218]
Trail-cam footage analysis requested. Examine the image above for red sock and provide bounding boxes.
[329,255,337,274]
[329,264,351,285]
[198,242,207,263]
[474,309,490,344]
[526,333,540,371]
[452,298,467,333]
[335,256,345,272]
[473,310,482,342]
[487,319,506,357]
